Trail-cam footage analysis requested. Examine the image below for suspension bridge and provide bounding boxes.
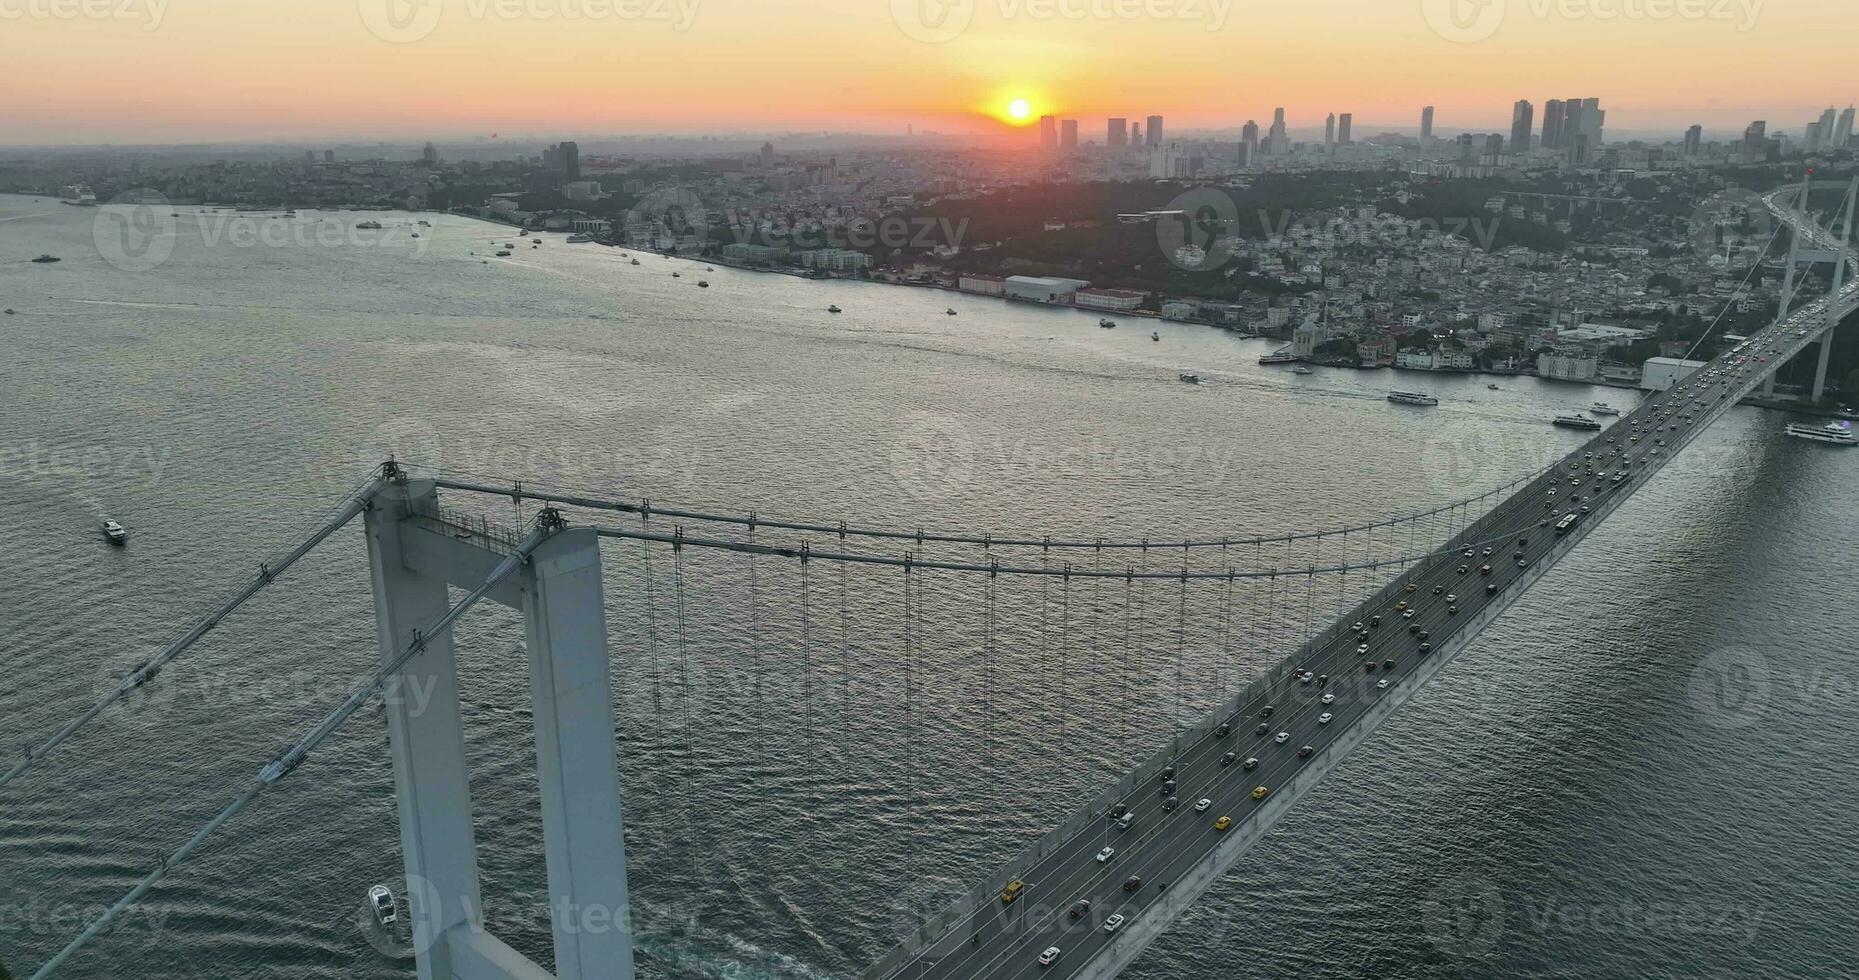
[3,179,1854,980]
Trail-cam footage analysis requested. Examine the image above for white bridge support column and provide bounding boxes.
[520,527,637,980]
[365,482,483,980]
[1813,178,1857,403]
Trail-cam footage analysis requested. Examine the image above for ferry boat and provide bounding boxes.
[101,520,128,545]
[1179,374,1201,384]
[1589,402,1621,416]
[1259,350,1298,365]
[494,250,512,257]
[1100,318,1117,329]
[1785,421,1856,445]
[31,254,61,263]
[59,184,98,206]
[1552,413,1604,431]
[1387,391,1439,407]
[1291,366,1314,375]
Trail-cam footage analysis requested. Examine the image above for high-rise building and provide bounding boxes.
[1805,121,1824,153]
[323,149,335,163]
[1039,115,1058,151]
[1510,101,1534,154]
[1108,118,1128,147]
[1421,106,1434,139]
[1836,107,1856,149]
[759,141,775,167]
[1818,106,1838,143]
[421,142,439,167]
[1325,113,1336,146]
[1561,99,1585,153]
[1338,113,1352,144]
[1146,114,1164,146]
[1579,98,1603,148]
[1684,125,1703,157]
[1241,119,1260,156]
[1571,133,1591,166]
[560,141,580,181]
[1457,133,1475,163]
[1060,119,1078,150]
[1743,120,1768,158]
[1235,141,1251,168]
[1131,121,1143,144]
[1485,133,1504,164]
[1270,107,1286,139]
[1542,99,1565,149]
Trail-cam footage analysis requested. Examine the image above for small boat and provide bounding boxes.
[1387,391,1439,407]
[706,266,715,272]
[946,309,958,316]
[697,280,710,288]
[356,221,383,230]
[1291,366,1314,375]
[1151,331,1161,342]
[31,254,61,263]
[671,272,681,278]
[495,250,512,257]
[1589,402,1620,416]
[1259,350,1298,365]
[1552,413,1604,431]
[1785,421,1856,445]
[3,309,14,315]
[410,233,420,238]
[368,885,397,926]
[631,259,641,266]
[1179,374,1201,384]
[1100,318,1117,329]
[1487,383,1500,390]
[101,520,127,545]
[826,304,842,313]
[532,238,541,244]
[504,243,515,249]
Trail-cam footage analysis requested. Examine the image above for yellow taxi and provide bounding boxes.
[1000,880,1025,905]
[1395,601,1409,612]
[1251,785,1270,800]
[1213,815,1233,832]
[1403,582,1418,593]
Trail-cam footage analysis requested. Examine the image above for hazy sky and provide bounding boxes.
[1,0,1852,145]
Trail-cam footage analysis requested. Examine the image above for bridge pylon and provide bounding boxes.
[366,477,636,980]
[1766,175,1859,402]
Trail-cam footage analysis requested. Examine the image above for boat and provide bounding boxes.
[567,234,595,243]
[31,254,61,263]
[671,272,681,278]
[1099,319,1116,329]
[631,259,641,266]
[59,184,98,206]
[1291,366,1314,375]
[1552,413,1604,431]
[1179,374,1202,384]
[4,309,14,315]
[1487,383,1500,390]
[826,305,842,313]
[494,250,512,257]
[1785,421,1857,445]
[697,280,710,288]
[1151,331,1160,342]
[705,266,715,272]
[101,520,127,545]
[1259,350,1298,365]
[504,243,515,249]
[410,233,420,238]
[1589,402,1621,416]
[532,238,541,244]
[356,220,384,230]
[368,885,397,926]
[1387,391,1439,407]
[946,309,958,316]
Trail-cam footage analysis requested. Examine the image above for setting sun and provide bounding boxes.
[1007,98,1032,122]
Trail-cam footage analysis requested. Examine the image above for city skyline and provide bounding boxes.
[2,0,1854,145]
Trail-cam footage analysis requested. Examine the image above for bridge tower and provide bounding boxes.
[365,466,637,980]
[1766,176,1859,401]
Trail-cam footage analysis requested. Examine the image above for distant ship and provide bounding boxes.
[1259,350,1298,365]
[566,234,595,243]
[946,309,958,316]
[1151,331,1160,342]
[697,280,710,288]
[1553,413,1604,431]
[494,250,512,257]
[826,304,842,313]
[31,254,61,263]
[1099,318,1116,329]
[1387,391,1439,407]
[59,184,97,206]
[356,220,384,230]
[101,520,127,545]
[1589,402,1621,416]
[631,258,641,265]
[1291,366,1314,375]
[1785,421,1856,445]
[1178,374,1201,384]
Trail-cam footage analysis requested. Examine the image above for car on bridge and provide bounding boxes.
[1243,757,1259,770]
[1195,798,1212,812]
[1038,946,1062,968]
[1103,913,1125,934]
[1319,712,1333,724]
[1251,785,1271,800]
[1069,900,1090,921]
[1214,815,1233,831]
[1000,880,1025,904]
[1095,846,1114,863]
[1122,876,1143,892]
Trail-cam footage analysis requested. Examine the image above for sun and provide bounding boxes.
[1007,98,1032,122]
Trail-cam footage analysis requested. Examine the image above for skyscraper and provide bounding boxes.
[1039,115,1058,151]
[1421,105,1434,139]
[1325,113,1336,146]
[1457,133,1475,163]
[421,142,438,167]
[560,141,580,181]
[1270,107,1286,138]
[1817,106,1837,144]
[1542,99,1565,149]
[1131,121,1142,144]
[1510,100,1534,154]
[1146,115,1164,146]
[1579,98,1604,148]
[1485,133,1504,165]
[1805,121,1824,153]
[1060,119,1078,151]
[1561,99,1585,154]
[1108,118,1128,147]
[1241,119,1260,157]
[1743,120,1767,158]
[1684,124,1702,157]
[1338,113,1352,144]
[1836,107,1856,150]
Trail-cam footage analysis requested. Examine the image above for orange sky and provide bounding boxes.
[0,0,1852,144]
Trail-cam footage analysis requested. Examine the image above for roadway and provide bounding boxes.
[877,197,1857,980]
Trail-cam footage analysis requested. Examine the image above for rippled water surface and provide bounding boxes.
[2,195,1856,980]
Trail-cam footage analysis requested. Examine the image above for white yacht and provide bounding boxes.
[369,885,397,926]
[1785,421,1856,445]
[1589,402,1621,416]
[101,520,128,545]
[1387,391,1439,407]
